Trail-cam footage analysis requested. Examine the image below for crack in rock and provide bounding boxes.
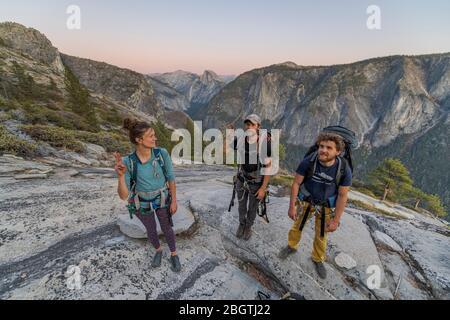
[0,223,120,296]
[155,258,220,300]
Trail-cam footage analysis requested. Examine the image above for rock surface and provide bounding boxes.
[373,230,403,252]
[14,173,48,180]
[0,161,449,300]
[334,253,357,270]
[0,154,53,176]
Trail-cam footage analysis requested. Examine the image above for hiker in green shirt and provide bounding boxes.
[114,118,181,272]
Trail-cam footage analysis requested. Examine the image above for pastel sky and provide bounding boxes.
[1,0,449,75]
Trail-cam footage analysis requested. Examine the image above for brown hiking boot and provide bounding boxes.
[236,224,245,239]
[243,225,252,240]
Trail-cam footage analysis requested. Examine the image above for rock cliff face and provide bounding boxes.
[0,22,64,73]
[146,76,191,112]
[61,54,162,118]
[203,56,450,148]
[150,70,231,116]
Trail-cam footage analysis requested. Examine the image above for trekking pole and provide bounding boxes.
[228,178,236,212]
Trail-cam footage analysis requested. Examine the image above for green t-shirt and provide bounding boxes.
[122,148,175,208]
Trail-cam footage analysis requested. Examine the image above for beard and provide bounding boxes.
[319,153,334,162]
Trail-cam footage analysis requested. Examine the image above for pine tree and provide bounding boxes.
[368,158,413,201]
[424,194,447,218]
[402,184,428,209]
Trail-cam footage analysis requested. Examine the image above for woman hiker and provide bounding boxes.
[114,118,181,272]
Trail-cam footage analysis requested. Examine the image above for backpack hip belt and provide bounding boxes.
[136,187,168,208]
[127,186,169,219]
[298,184,337,209]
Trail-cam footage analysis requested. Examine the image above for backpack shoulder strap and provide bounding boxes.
[335,156,348,188]
[129,152,138,193]
[305,151,318,180]
[153,148,169,182]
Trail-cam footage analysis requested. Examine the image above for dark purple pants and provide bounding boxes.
[135,208,176,253]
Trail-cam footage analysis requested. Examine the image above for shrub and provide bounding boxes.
[153,120,175,153]
[11,61,39,100]
[0,96,16,111]
[97,106,123,126]
[355,187,377,198]
[20,124,132,155]
[0,125,37,157]
[75,130,131,154]
[20,124,84,152]
[64,66,99,131]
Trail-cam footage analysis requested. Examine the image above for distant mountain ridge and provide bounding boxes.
[148,70,235,116]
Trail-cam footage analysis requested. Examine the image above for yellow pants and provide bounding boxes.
[287,200,333,263]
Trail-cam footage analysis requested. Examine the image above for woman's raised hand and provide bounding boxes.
[114,152,127,177]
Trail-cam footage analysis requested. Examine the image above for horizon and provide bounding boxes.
[3,19,450,78]
[1,0,450,75]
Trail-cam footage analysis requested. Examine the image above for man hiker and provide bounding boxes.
[231,114,272,241]
[278,130,353,279]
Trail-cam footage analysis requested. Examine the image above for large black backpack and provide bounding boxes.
[302,126,357,186]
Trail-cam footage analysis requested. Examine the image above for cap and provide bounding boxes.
[244,114,261,126]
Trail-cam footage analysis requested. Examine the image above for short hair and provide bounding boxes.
[316,132,345,152]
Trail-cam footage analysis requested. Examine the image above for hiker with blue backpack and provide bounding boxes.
[278,127,356,279]
[114,118,181,272]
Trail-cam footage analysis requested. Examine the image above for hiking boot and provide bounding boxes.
[151,250,163,268]
[236,224,245,239]
[278,246,297,260]
[170,255,181,273]
[243,225,252,240]
[312,260,327,279]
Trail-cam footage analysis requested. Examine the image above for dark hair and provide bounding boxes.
[316,132,345,152]
[123,118,153,144]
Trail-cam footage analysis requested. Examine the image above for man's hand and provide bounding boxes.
[288,206,298,221]
[255,187,266,201]
[114,152,127,177]
[326,218,340,233]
